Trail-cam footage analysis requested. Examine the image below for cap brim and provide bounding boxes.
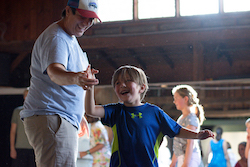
[77,9,101,22]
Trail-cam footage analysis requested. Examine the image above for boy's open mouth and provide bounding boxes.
[121,90,129,95]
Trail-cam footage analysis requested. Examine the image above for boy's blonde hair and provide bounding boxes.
[111,65,149,101]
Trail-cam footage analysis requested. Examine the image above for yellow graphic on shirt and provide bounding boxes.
[131,112,142,119]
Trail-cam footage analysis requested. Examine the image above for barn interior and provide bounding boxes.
[0,0,250,166]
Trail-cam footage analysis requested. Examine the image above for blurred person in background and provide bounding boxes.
[207,127,231,167]
[227,142,237,167]
[79,114,111,167]
[170,85,206,167]
[245,118,250,167]
[10,88,36,167]
[235,142,247,167]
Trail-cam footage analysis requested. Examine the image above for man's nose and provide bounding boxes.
[81,18,93,27]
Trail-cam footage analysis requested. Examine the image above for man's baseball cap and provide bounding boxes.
[67,0,101,22]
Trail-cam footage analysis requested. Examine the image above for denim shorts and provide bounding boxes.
[23,115,78,167]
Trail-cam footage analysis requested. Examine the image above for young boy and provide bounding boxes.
[85,65,214,167]
[245,118,250,166]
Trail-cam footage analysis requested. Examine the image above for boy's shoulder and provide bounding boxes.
[144,102,163,110]
[104,102,163,113]
[103,102,122,107]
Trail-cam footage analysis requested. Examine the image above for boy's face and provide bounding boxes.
[246,123,250,134]
[114,74,144,106]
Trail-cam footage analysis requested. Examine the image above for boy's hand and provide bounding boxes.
[198,129,214,140]
[247,135,250,142]
[85,65,99,80]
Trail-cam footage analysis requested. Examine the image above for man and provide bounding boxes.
[20,0,100,166]
[10,88,36,167]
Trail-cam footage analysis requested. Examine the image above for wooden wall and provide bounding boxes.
[0,0,67,41]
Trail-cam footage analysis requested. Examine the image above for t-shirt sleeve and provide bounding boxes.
[187,114,199,127]
[101,103,119,127]
[11,108,19,124]
[101,104,115,127]
[159,109,182,138]
[41,36,69,74]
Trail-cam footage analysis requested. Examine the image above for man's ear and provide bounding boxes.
[65,6,71,16]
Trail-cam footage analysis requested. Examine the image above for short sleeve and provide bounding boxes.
[159,109,182,138]
[41,36,69,73]
[101,103,120,127]
[11,108,20,124]
[187,114,199,127]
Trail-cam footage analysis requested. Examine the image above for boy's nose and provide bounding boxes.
[120,82,126,87]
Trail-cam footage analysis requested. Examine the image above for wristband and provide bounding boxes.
[86,150,91,154]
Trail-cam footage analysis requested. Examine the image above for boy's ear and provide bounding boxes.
[139,84,146,93]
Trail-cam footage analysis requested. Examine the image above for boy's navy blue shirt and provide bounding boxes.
[102,102,182,167]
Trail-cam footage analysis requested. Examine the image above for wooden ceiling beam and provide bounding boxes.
[10,52,29,73]
[0,40,34,54]
[127,49,147,70]
[79,26,250,49]
[0,26,249,54]
[98,50,118,70]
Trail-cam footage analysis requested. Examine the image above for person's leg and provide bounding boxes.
[27,149,36,167]
[23,115,78,167]
[177,155,184,167]
[12,149,36,167]
[54,116,78,166]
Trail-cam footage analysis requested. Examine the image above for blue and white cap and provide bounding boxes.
[67,0,101,22]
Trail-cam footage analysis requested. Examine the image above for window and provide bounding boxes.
[138,0,175,19]
[224,0,250,13]
[180,0,219,16]
[98,0,133,22]
[98,0,250,22]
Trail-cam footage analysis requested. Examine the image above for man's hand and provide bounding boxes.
[198,129,214,140]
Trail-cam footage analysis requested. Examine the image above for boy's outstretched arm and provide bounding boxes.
[245,135,250,159]
[84,65,105,118]
[176,127,214,140]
